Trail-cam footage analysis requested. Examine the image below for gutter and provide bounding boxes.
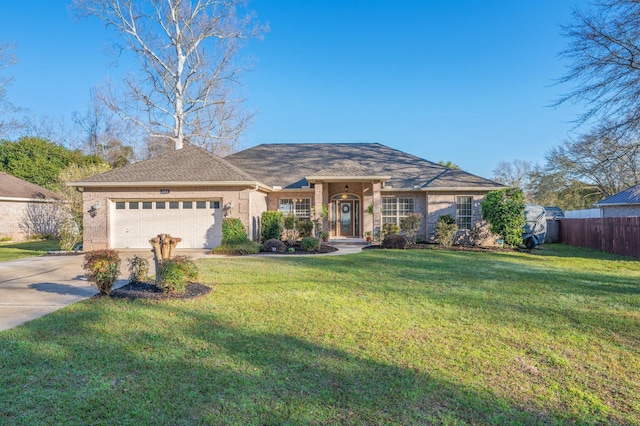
[68,181,273,192]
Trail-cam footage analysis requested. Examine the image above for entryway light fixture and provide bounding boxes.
[344,184,349,193]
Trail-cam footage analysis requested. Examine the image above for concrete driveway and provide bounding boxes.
[0,254,95,331]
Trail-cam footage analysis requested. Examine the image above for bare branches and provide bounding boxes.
[73,0,265,154]
[557,0,640,132]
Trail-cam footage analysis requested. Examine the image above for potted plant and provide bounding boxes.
[365,231,372,243]
[321,231,330,242]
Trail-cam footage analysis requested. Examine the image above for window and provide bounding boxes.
[183,201,193,209]
[196,201,206,209]
[278,198,311,219]
[382,197,415,225]
[210,201,220,209]
[169,201,179,209]
[129,202,139,209]
[115,202,125,210]
[142,202,152,209]
[456,196,473,230]
[156,201,166,209]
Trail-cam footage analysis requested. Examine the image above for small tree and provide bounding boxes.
[481,188,526,247]
[283,214,299,245]
[83,249,121,295]
[400,212,423,243]
[261,211,284,243]
[435,214,458,247]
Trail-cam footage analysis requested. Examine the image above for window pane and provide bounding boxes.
[196,201,206,209]
[142,202,152,209]
[295,199,311,218]
[456,196,473,230]
[115,202,125,210]
[279,199,293,215]
[129,202,139,209]
[183,201,193,209]
[169,201,179,209]
[210,201,220,209]
[156,201,166,209]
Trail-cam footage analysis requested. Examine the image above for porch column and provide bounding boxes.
[314,182,324,225]
[372,181,382,236]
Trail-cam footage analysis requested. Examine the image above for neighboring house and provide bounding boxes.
[71,143,503,250]
[594,184,640,217]
[0,172,58,241]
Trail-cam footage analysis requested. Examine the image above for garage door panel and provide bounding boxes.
[111,199,223,249]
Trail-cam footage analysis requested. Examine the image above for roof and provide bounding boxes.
[595,184,640,206]
[225,143,502,190]
[72,145,263,188]
[0,172,56,200]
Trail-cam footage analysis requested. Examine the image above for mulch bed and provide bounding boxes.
[102,282,211,301]
[258,244,339,255]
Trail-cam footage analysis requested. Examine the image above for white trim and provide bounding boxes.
[0,196,59,203]
[69,181,272,191]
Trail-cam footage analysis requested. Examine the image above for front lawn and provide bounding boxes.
[0,239,60,262]
[1,245,639,424]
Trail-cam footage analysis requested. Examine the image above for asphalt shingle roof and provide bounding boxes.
[225,143,501,190]
[76,146,257,184]
[595,184,640,205]
[0,173,56,199]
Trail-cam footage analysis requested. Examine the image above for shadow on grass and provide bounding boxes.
[0,301,565,425]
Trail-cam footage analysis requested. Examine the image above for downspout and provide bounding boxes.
[248,183,260,242]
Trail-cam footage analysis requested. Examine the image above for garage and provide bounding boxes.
[110,200,223,249]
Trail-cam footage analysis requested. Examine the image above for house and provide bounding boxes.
[594,184,640,217]
[71,143,503,250]
[0,172,58,241]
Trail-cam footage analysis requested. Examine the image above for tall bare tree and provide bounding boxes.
[0,41,24,138]
[74,0,264,153]
[492,159,534,201]
[545,124,640,198]
[556,0,640,132]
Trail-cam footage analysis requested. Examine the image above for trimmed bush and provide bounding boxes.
[382,223,400,238]
[157,256,198,294]
[127,255,149,284]
[481,188,526,247]
[382,234,407,249]
[222,218,248,244]
[83,250,121,295]
[298,220,314,238]
[261,211,284,243]
[301,237,321,252]
[435,216,458,247]
[400,212,423,243]
[211,241,261,255]
[262,238,287,253]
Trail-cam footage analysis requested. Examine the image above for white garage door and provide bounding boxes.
[111,200,223,249]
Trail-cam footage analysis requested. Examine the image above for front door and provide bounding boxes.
[339,201,354,236]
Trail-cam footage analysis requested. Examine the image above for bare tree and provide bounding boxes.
[0,41,25,138]
[20,196,66,239]
[545,124,640,198]
[492,159,534,200]
[556,0,640,132]
[74,0,264,154]
[73,88,137,166]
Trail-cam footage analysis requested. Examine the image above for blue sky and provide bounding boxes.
[2,1,584,178]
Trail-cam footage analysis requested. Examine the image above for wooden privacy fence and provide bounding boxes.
[559,217,640,259]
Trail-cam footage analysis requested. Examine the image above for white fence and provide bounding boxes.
[564,208,602,219]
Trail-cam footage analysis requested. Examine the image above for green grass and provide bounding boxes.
[1,244,639,424]
[0,239,60,262]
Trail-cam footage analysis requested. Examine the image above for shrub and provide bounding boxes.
[222,217,248,244]
[262,238,287,253]
[435,217,458,247]
[382,223,400,238]
[157,256,198,294]
[83,250,121,295]
[58,217,82,252]
[298,220,314,238]
[382,234,407,249]
[481,188,526,247]
[261,211,284,243]
[400,212,423,243]
[301,236,321,252]
[127,255,149,284]
[283,214,299,245]
[211,241,261,255]
[469,221,493,246]
[0,237,11,242]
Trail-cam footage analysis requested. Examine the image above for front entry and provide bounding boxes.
[331,195,360,237]
[339,200,354,236]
